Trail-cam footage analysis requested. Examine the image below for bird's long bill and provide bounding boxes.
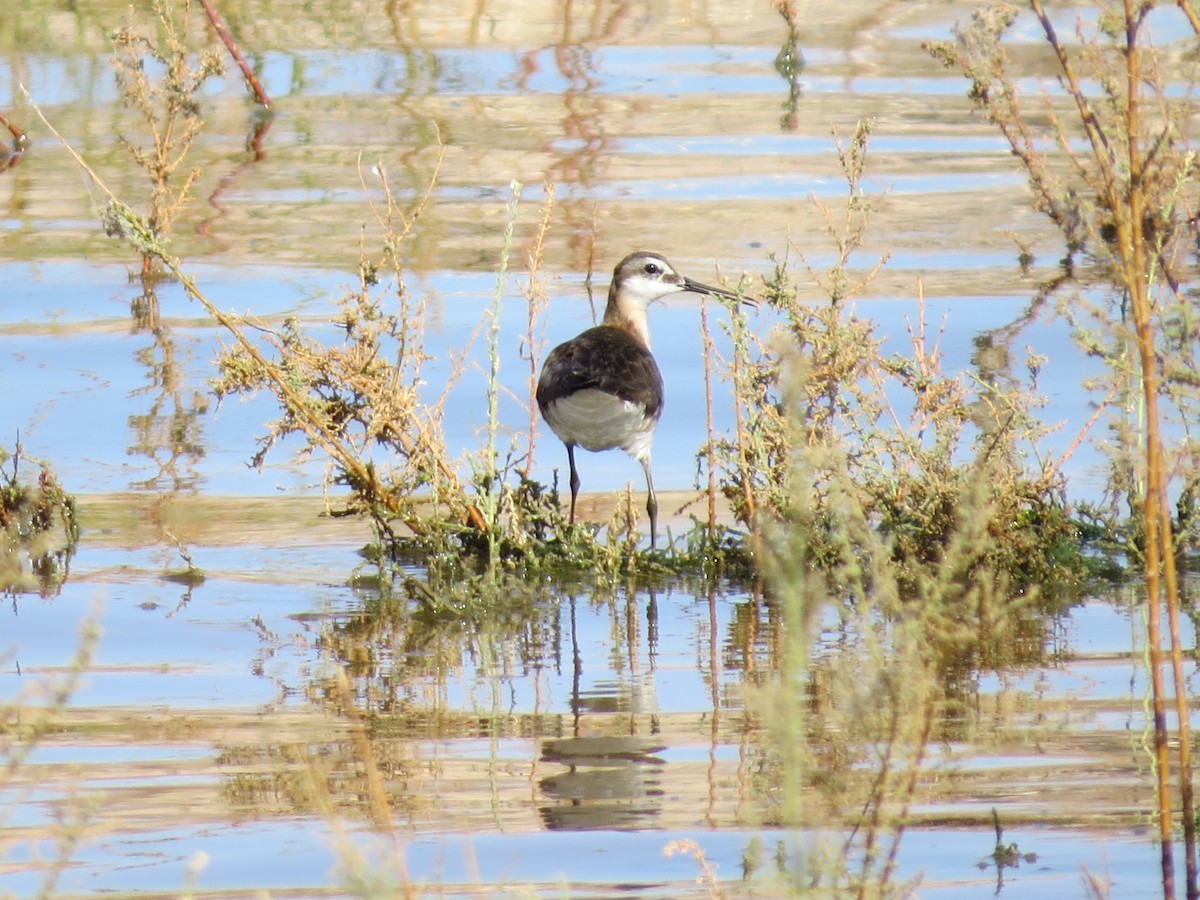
[683,276,759,309]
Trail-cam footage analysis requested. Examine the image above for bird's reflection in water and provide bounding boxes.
[538,734,668,831]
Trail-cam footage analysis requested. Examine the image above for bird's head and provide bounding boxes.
[609,251,748,311]
[602,251,756,347]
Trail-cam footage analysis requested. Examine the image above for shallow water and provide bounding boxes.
[1,511,1186,898]
[2,0,1198,896]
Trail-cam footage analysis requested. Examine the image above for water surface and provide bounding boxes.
[1,0,1195,896]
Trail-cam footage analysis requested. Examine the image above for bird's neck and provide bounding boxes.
[601,291,651,348]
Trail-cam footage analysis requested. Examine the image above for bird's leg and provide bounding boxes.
[567,444,581,526]
[640,456,657,549]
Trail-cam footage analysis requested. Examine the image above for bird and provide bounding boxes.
[536,251,748,548]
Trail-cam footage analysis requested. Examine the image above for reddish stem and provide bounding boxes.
[199,0,272,109]
[0,110,27,149]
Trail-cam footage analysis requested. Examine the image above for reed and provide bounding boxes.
[930,4,1200,893]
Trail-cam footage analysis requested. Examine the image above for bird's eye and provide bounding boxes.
[643,262,661,275]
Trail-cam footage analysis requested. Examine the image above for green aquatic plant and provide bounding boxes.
[0,442,78,600]
[705,121,1081,597]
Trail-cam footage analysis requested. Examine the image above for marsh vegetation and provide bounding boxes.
[2,0,1200,897]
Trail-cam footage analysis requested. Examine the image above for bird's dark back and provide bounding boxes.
[537,324,665,420]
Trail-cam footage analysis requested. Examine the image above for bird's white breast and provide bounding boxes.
[543,388,657,461]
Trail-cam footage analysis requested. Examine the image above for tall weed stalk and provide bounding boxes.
[521,183,556,479]
[109,0,222,285]
[929,4,1200,893]
[473,180,523,566]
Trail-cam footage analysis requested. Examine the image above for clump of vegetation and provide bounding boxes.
[210,172,753,582]
[208,175,654,580]
[706,120,1083,597]
[0,442,78,600]
[211,160,469,548]
[928,2,1200,566]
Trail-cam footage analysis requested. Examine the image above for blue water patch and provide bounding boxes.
[9,818,1179,898]
[578,169,1024,202]
[614,132,1018,157]
[1,43,990,110]
[222,45,788,101]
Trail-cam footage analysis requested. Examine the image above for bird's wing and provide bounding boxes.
[537,326,664,419]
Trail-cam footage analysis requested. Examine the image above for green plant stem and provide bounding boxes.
[729,307,758,549]
[522,183,554,480]
[477,180,522,563]
[700,300,718,542]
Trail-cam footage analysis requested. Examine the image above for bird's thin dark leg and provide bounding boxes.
[567,444,581,525]
[641,456,657,549]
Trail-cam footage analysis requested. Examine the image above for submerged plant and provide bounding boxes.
[0,442,78,600]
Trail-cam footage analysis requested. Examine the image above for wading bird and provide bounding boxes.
[536,251,749,548]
